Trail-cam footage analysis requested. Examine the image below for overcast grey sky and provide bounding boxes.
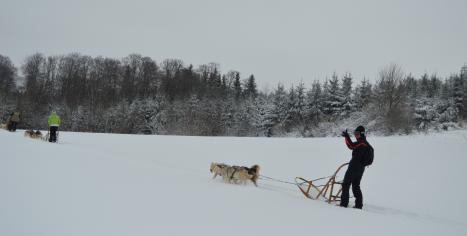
[1,0,466,88]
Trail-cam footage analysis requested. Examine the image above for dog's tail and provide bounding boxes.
[249,165,260,187]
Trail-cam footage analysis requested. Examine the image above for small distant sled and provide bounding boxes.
[295,163,349,204]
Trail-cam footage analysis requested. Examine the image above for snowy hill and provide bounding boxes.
[1,130,467,236]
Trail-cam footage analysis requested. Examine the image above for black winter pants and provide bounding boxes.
[49,126,59,143]
[340,166,365,209]
[8,122,17,131]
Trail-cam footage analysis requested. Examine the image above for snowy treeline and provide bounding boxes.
[1,53,466,136]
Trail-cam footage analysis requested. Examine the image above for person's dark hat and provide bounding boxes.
[355,125,365,134]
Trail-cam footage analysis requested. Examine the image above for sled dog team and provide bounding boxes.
[24,130,44,139]
[210,162,260,187]
[1,111,61,143]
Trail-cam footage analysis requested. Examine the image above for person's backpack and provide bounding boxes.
[361,143,374,166]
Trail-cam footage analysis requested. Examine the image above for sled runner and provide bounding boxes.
[295,163,349,203]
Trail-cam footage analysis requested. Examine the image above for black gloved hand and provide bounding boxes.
[341,129,349,138]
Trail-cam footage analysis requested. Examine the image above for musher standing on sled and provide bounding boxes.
[340,125,372,209]
[48,111,61,143]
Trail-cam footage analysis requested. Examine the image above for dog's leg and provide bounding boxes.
[229,174,237,184]
[252,176,258,187]
[223,174,230,183]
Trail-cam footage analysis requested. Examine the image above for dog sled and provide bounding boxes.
[295,163,348,204]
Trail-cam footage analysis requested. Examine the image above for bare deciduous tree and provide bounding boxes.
[0,54,16,100]
[373,64,410,133]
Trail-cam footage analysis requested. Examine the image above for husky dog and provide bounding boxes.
[246,164,260,186]
[210,162,228,179]
[224,165,261,187]
[24,130,43,139]
[0,123,6,129]
[24,130,34,137]
[236,165,260,187]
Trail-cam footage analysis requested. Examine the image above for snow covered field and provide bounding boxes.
[1,129,467,236]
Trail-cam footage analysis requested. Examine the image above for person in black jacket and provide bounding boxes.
[340,125,370,209]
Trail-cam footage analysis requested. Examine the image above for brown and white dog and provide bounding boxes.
[210,162,228,179]
[229,165,260,186]
[0,123,7,129]
[210,163,260,187]
[24,130,43,139]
